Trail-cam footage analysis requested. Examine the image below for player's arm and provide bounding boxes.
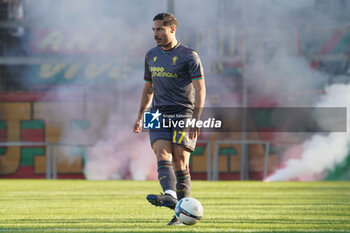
[190,78,206,139]
[188,50,206,139]
[133,81,153,133]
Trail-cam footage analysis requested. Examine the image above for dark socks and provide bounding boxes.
[176,169,191,200]
[157,160,176,194]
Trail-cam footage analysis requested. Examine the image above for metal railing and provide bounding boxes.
[1,140,271,180]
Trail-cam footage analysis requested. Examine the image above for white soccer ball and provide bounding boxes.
[175,197,203,225]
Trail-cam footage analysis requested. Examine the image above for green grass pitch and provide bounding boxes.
[0,180,349,233]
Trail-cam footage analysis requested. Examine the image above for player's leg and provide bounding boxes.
[172,145,192,201]
[146,130,178,210]
[166,144,192,226]
[172,127,196,201]
[152,140,177,199]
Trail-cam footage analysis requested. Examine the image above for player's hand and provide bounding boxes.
[189,126,200,139]
[133,119,142,133]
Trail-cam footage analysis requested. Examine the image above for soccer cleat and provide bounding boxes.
[146,193,178,209]
[167,216,184,226]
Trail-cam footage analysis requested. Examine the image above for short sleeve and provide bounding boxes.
[188,51,205,81]
[144,53,152,82]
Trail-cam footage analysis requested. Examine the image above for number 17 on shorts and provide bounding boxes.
[172,130,196,151]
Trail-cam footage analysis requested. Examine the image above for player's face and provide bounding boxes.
[152,20,175,47]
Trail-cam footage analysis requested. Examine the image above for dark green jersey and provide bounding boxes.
[144,43,205,113]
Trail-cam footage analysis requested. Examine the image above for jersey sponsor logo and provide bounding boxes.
[172,56,178,65]
[153,56,157,63]
[150,66,178,78]
[150,66,164,72]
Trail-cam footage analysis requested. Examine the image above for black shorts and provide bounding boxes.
[149,127,197,152]
[149,108,197,152]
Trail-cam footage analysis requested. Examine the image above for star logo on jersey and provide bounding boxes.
[172,56,178,65]
[153,56,157,63]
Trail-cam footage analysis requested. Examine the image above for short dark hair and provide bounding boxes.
[153,13,178,27]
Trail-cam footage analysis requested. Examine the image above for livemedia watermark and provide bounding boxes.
[142,107,347,132]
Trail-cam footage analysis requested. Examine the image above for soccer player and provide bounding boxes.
[133,13,206,225]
